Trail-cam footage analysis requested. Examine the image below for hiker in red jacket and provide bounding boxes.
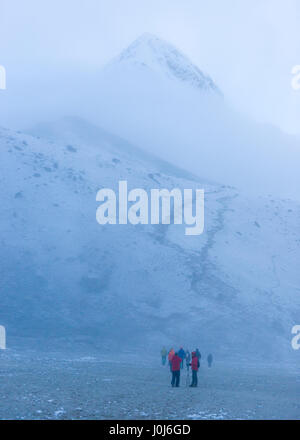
[168,348,175,372]
[171,352,182,387]
[190,351,200,387]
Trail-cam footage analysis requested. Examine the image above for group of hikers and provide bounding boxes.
[160,347,213,388]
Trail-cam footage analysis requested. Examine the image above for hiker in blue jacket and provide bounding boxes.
[178,347,186,369]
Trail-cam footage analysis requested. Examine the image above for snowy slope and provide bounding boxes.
[1,118,299,360]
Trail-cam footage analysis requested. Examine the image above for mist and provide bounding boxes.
[0,0,300,134]
[1,0,300,421]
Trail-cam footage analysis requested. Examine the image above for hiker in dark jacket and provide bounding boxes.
[185,350,191,370]
[195,348,201,364]
[190,351,200,387]
[178,347,186,369]
[171,352,182,387]
[207,353,213,367]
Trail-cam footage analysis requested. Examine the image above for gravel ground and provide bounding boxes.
[0,350,299,420]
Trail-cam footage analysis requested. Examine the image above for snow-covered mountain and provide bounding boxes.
[111,33,221,95]
[78,34,300,201]
[1,117,299,360]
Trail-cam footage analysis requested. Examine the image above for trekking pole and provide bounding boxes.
[186,366,190,387]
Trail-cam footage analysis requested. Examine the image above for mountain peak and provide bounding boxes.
[115,33,221,94]
[132,32,161,44]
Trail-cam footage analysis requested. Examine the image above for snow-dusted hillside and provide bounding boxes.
[1,117,299,360]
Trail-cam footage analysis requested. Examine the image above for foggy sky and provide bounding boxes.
[0,0,299,134]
